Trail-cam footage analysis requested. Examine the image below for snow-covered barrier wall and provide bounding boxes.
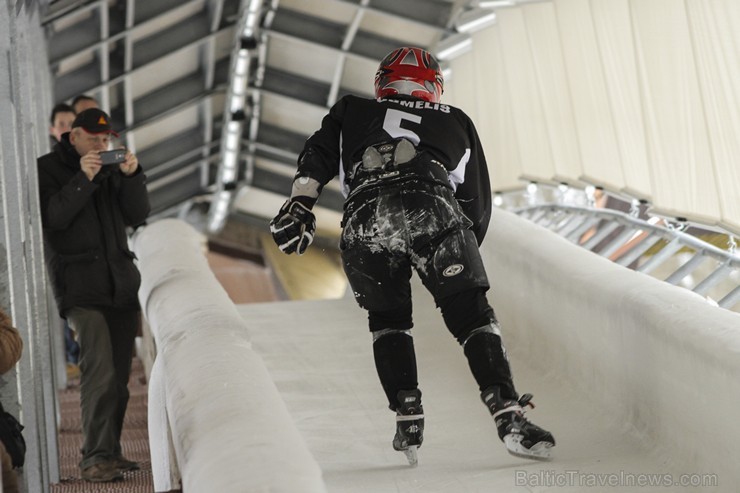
[484,208,740,484]
[132,219,326,493]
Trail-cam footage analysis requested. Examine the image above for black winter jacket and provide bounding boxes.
[37,135,150,316]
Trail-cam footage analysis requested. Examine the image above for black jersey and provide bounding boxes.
[296,94,492,243]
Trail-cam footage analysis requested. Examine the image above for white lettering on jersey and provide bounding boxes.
[379,98,451,113]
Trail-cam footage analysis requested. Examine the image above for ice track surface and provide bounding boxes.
[239,284,693,493]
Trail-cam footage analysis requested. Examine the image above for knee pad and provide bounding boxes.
[461,322,501,348]
[372,327,412,342]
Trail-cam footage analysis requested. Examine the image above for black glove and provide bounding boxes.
[269,200,316,255]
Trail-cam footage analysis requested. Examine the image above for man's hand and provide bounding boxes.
[270,200,316,255]
[119,149,139,176]
[80,151,103,181]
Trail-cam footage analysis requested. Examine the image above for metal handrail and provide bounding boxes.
[513,203,740,310]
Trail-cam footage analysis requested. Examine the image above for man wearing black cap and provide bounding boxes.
[37,108,150,483]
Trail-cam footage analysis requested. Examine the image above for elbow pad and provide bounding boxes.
[290,175,322,208]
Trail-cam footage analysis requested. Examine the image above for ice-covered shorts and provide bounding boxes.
[340,180,489,316]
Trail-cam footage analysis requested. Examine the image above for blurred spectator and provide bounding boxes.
[0,307,23,493]
[49,103,75,147]
[47,103,83,380]
[71,94,98,114]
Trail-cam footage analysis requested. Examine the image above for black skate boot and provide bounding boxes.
[481,386,555,460]
[392,389,424,466]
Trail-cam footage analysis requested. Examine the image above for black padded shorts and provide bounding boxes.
[340,180,489,317]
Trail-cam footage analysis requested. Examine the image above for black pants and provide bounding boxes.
[341,181,489,324]
[67,307,138,469]
[340,181,515,408]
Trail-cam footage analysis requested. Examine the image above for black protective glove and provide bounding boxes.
[269,200,316,255]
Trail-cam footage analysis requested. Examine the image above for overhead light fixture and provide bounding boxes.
[207,190,233,232]
[234,52,249,76]
[221,152,238,182]
[229,93,246,114]
[210,0,265,234]
[477,0,514,8]
[225,130,240,152]
[434,32,473,61]
[456,8,497,33]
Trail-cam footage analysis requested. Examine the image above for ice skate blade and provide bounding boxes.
[402,445,418,467]
[504,434,553,461]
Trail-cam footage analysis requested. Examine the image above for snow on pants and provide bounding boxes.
[340,180,490,333]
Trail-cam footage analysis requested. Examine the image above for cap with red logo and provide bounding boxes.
[71,108,119,137]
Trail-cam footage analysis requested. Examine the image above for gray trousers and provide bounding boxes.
[66,307,138,469]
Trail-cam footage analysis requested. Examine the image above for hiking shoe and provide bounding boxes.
[81,461,124,482]
[112,456,140,471]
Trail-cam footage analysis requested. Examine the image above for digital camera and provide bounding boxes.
[99,149,126,165]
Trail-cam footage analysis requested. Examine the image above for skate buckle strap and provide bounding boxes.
[491,393,536,419]
[491,404,522,420]
[519,393,535,410]
[396,414,425,422]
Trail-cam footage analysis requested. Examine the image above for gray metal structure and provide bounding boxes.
[2,2,59,492]
[43,0,477,232]
[515,202,740,311]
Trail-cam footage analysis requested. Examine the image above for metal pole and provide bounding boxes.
[1,4,57,490]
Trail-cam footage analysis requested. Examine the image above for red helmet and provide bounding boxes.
[374,47,444,103]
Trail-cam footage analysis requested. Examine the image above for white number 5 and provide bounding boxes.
[383,109,421,145]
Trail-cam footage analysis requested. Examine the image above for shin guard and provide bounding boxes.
[372,329,419,410]
[462,324,517,399]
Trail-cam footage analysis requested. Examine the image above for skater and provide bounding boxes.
[270,47,555,464]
